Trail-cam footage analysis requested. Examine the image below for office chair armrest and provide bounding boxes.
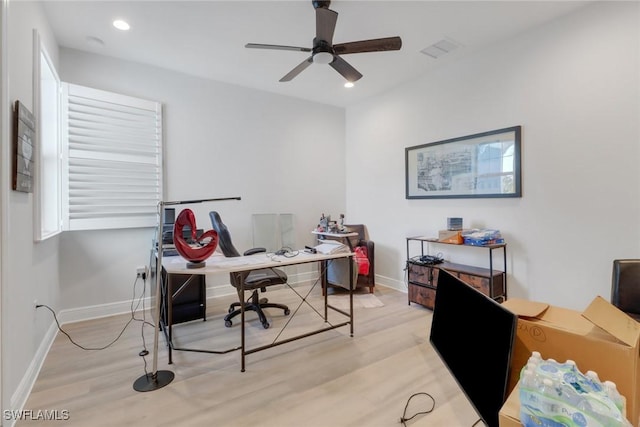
[244,247,267,256]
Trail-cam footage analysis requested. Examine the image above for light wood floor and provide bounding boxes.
[18,285,481,427]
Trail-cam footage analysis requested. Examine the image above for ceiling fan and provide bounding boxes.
[245,0,402,83]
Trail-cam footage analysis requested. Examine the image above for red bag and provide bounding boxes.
[354,246,370,275]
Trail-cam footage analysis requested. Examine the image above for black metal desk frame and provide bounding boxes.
[160,251,355,371]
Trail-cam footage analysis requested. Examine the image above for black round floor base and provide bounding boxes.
[133,370,174,392]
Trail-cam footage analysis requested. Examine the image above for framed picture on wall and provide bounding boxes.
[13,101,35,193]
[405,126,521,199]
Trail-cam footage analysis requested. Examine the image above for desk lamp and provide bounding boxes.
[133,196,241,392]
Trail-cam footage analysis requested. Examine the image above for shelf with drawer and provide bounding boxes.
[407,261,440,309]
[440,262,505,300]
[406,236,508,309]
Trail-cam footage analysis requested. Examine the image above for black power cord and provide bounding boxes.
[269,247,299,261]
[399,392,436,426]
[36,275,154,352]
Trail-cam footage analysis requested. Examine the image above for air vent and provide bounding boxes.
[420,38,461,59]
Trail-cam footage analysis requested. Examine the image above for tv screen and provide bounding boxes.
[429,269,517,427]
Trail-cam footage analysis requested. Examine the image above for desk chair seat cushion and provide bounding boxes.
[612,259,640,321]
[245,268,288,288]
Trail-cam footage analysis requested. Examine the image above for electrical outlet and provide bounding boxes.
[136,265,148,279]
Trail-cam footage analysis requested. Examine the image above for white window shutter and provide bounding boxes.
[62,83,162,231]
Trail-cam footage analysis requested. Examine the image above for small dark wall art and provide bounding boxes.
[13,101,35,193]
[405,126,522,199]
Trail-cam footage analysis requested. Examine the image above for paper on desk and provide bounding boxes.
[314,240,348,255]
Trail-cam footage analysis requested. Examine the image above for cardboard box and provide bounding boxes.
[499,384,521,427]
[438,229,463,244]
[502,296,640,426]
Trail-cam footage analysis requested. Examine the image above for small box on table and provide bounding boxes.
[438,229,463,244]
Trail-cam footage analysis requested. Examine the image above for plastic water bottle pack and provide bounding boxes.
[518,352,631,427]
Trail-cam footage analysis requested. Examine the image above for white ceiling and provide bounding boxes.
[41,1,592,108]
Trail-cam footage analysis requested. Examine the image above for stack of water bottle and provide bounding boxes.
[519,351,632,427]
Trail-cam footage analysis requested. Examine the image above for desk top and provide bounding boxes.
[162,250,353,275]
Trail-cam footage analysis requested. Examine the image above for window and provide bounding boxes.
[62,84,163,231]
[33,28,162,234]
[33,30,62,241]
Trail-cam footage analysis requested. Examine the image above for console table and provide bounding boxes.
[406,236,507,309]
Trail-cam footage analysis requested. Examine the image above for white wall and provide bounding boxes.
[4,0,60,418]
[58,49,346,310]
[3,0,638,419]
[345,1,640,310]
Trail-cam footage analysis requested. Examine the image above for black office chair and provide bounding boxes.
[209,211,290,329]
[611,259,640,322]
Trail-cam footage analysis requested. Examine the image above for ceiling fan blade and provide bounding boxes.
[245,43,312,53]
[316,7,338,44]
[329,56,363,82]
[280,56,314,82]
[333,36,402,55]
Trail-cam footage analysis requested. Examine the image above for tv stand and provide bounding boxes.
[406,236,507,309]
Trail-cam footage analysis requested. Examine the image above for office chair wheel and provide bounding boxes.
[262,321,270,329]
[225,319,233,328]
[284,309,290,315]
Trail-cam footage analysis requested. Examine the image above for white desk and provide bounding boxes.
[161,250,355,371]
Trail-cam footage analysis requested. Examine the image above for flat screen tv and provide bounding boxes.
[429,269,517,427]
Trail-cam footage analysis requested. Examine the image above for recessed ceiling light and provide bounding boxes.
[344,82,354,88]
[113,19,130,31]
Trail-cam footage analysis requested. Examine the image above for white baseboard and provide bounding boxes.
[8,321,58,427]
[373,274,407,293]
[56,271,317,325]
[57,299,147,325]
[37,271,398,327]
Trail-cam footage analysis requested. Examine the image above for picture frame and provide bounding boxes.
[12,100,35,193]
[405,126,521,199]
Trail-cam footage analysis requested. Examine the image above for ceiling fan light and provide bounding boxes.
[313,51,333,65]
[344,81,354,88]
